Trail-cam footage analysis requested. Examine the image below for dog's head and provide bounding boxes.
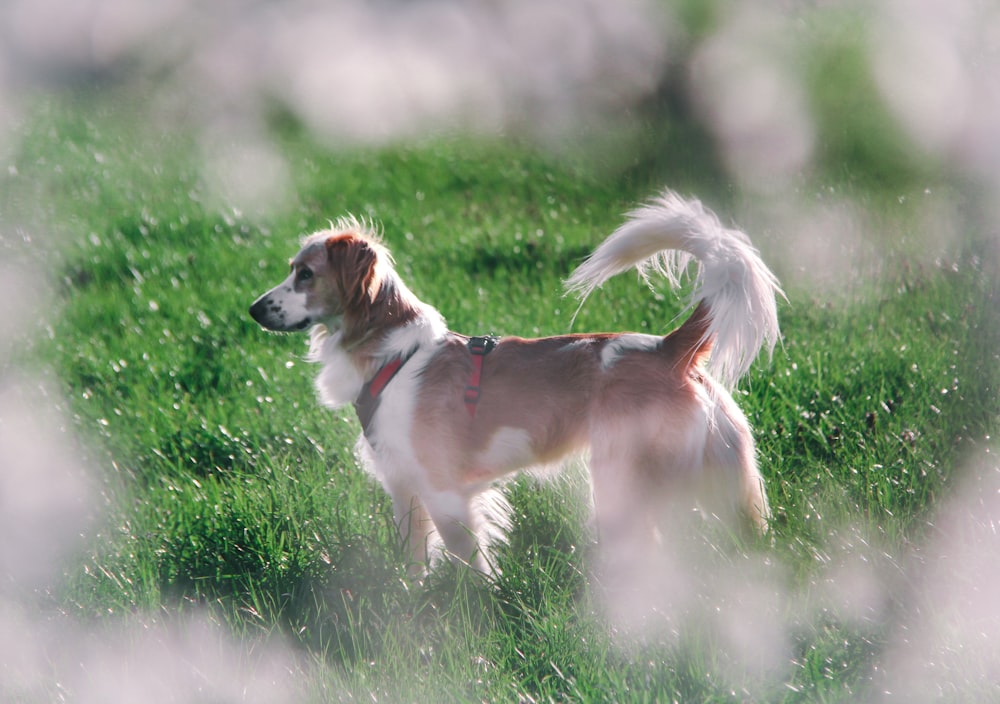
[249,228,385,333]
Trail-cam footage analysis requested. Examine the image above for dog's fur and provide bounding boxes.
[250,190,781,572]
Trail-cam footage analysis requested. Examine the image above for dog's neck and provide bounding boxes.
[339,270,447,381]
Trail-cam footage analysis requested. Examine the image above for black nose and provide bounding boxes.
[249,297,269,325]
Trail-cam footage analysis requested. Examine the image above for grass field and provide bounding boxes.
[2,91,999,703]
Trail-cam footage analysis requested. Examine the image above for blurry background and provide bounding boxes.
[3,0,998,276]
[1,0,998,701]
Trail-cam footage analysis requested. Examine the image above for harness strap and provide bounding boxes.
[353,350,416,438]
[464,335,498,417]
[353,335,499,437]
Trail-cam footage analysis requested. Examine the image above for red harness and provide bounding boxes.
[353,350,416,438]
[462,335,498,416]
[353,335,499,439]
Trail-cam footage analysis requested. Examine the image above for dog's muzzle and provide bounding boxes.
[249,293,311,332]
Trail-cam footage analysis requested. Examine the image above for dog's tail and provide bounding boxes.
[565,190,782,388]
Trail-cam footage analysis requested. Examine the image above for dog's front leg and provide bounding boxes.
[422,489,490,573]
[385,485,437,574]
[357,437,443,574]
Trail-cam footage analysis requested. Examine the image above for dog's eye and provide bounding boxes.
[297,267,313,283]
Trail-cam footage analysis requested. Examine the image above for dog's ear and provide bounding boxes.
[326,234,380,312]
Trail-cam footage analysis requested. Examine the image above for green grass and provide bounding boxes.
[3,94,999,702]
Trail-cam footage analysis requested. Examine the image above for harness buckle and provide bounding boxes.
[467,335,498,356]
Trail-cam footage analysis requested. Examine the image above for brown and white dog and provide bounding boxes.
[250,190,781,573]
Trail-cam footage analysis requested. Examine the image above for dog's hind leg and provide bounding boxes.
[589,411,706,539]
[588,448,650,550]
[701,385,771,534]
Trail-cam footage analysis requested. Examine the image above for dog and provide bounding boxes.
[250,190,781,573]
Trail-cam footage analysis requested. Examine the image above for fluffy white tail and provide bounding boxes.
[565,190,782,388]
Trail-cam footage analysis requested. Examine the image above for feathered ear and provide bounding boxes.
[326,234,381,313]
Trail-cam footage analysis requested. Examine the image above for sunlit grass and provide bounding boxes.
[4,97,999,702]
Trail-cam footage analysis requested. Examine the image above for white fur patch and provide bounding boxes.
[600,333,662,370]
[308,329,363,409]
[475,427,536,475]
